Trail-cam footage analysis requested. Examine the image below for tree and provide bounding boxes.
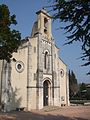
[78,83,87,99]
[0,4,21,62]
[51,0,90,74]
[69,70,79,99]
[80,82,86,92]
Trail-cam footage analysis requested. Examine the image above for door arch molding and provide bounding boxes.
[43,79,52,106]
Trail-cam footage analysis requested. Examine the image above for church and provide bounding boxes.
[0,9,69,111]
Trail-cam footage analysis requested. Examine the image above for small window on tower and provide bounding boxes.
[34,47,36,53]
[34,73,36,80]
[44,17,48,34]
[44,51,48,69]
[44,17,48,28]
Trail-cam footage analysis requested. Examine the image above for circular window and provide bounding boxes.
[60,69,64,77]
[15,61,24,73]
[17,64,22,69]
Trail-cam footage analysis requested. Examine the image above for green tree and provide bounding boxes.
[0,4,21,62]
[78,83,87,99]
[78,83,90,100]
[80,82,86,92]
[51,0,90,74]
[71,71,78,84]
[69,70,79,99]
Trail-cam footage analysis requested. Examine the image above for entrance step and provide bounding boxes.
[41,106,60,112]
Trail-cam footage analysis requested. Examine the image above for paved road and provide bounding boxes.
[0,106,90,120]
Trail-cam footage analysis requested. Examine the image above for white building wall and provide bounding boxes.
[28,37,38,110]
[59,58,68,106]
[53,46,60,106]
[11,45,28,110]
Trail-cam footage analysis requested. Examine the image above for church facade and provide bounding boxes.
[0,9,69,111]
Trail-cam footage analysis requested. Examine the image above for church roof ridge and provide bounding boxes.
[59,57,67,66]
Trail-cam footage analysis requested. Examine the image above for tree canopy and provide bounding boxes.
[0,4,21,62]
[51,0,90,74]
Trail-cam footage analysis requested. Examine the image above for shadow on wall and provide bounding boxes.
[11,87,22,111]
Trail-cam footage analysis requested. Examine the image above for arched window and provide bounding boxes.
[44,17,48,28]
[44,17,48,34]
[44,51,48,69]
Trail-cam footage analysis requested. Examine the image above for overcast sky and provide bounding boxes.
[0,0,90,83]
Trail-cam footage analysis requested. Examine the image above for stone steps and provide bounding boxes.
[41,106,60,112]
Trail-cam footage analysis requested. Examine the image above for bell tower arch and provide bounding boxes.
[36,9,52,40]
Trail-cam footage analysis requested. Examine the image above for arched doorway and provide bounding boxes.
[43,80,49,106]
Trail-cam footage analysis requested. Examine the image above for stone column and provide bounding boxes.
[27,42,32,111]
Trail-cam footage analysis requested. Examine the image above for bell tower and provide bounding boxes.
[36,9,52,40]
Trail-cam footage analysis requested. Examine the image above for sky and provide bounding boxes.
[0,0,90,83]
